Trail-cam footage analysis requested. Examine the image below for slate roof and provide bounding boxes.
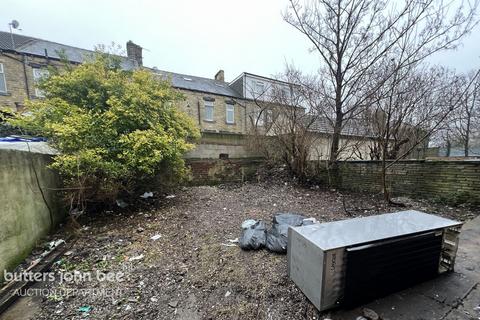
[0,31,136,70]
[0,32,34,50]
[307,115,376,138]
[151,69,242,98]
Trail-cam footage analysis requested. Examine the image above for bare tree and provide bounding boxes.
[449,71,480,156]
[365,64,466,202]
[243,69,320,180]
[283,0,479,165]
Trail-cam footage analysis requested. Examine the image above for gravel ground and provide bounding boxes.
[13,181,478,320]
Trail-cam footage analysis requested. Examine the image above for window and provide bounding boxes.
[0,64,7,93]
[226,104,234,124]
[254,81,265,95]
[265,109,273,124]
[204,101,214,121]
[253,108,264,126]
[33,68,49,97]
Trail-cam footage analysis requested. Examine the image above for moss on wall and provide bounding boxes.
[0,149,64,274]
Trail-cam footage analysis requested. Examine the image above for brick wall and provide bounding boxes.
[187,158,262,184]
[312,160,480,204]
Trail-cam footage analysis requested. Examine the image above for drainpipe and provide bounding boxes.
[197,100,201,125]
[22,54,30,98]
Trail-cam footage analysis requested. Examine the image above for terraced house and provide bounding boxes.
[0,31,383,160]
[1,31,305,158]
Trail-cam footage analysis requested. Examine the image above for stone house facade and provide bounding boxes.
[0,31,377,160]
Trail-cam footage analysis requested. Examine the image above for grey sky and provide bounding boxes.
[2,0,480,81]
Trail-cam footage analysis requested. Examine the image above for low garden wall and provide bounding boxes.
[0,148,64,274]
[312,160,480,204]
[187,158,263,185]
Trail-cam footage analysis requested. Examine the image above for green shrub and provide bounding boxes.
[10,53,200,209]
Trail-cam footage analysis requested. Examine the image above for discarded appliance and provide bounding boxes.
[287,210,462,311]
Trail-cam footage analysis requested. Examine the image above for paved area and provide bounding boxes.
[328,215,480,320]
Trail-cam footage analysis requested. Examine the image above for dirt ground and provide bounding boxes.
[9,181,479,320]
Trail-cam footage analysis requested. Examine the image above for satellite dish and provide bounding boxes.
[10,20,19,29]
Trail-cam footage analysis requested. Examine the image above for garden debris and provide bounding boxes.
[220,243,237,247]
[265,213,315,253]
[78,306,92,313]
[168,300,179,308]
[140,192,154,199]
[116,199,128,208]
[165,195,176,199]
[150,234,162,241]
[238,213,317,252]
[137,227,145,233]
[239,220,267,250]
[24,182,476,320]
[362,308,379,320]
[128,254,144,262]
[241,219,257,229]
[225,291,231,298]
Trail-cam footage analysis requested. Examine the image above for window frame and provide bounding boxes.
[0,63,7,93]
[33,68,49,97]
[225,103,235,124]
[253,108,264,126]
[254,81,265,95]
[204,100,214,121]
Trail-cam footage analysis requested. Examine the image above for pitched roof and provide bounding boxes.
[307,115,376,138]
[0,31,136,70]
[0,31,35,50]
[151,69,242,98]
[0,31,278,99]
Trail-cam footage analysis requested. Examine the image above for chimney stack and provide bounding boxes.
[126,40,143,67]
[215,69,225,82]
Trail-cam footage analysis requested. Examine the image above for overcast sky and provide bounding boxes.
[3,0,480,82]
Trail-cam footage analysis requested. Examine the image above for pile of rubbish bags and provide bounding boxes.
[239,213,316,253]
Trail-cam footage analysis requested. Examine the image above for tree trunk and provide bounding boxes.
[329,111,343,164]
[446,140,451,157]
[381,157,389,203]
[465,116,471,157]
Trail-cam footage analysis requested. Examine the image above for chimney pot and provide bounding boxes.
[126,40,143,67]
[215,69,225,82]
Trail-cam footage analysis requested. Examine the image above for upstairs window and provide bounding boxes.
[254,81,265,95]
[252,108,264,126]
[33,68,49,97]
[265,109,274,124]
[204,100,214,121]
[0,64,7,93]
[226,104,234,124]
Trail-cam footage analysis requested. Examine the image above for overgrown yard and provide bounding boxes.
[23,182,477,319]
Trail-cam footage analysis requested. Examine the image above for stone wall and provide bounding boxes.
[0,149,64,274]
[187,158,262,185]
[177,88,272,135]
[185,132,260,159]
[0,52,65,111]
[311,160,480,204]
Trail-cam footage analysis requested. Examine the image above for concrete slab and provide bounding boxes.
[329,215,480,320]
[333,292,452,320]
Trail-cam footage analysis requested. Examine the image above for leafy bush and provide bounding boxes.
[11,53,200,210]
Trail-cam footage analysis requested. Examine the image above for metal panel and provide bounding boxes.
[321,248,345,310]
[288,227,324,310]
[288,211,462,312]
[343,231,443,306]
[292,211,462,251]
